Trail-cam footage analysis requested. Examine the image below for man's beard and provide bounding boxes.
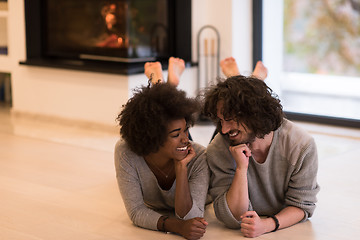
[229,132,256,146]
[216,123,257,146]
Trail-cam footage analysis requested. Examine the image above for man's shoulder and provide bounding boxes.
[279,119,314,142]
[275,119,316,164]
[206,133,232,165]
[207,133,228,151]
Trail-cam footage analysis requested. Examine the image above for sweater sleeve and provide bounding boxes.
[285,137,320,220]
[180,144,210,220]
[206,135,244,229]
[114,141,161,231]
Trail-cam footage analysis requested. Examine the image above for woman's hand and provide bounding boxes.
[175,143,196,166]
[174,143,195,217]
[179,217,208,240]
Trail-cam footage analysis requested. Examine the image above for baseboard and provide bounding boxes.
[285,111,360,129]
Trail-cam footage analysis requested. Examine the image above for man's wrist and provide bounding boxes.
[267,215,280,232]
[235,167,248,176]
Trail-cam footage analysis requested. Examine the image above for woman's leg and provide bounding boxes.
[167,57,185,87]
[144,61,164,85]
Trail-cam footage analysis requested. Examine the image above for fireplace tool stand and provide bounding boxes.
[196,25,220,122]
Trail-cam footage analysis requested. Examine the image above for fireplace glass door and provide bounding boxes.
[45,0,169,62]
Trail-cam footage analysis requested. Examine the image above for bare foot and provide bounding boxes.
[252,61,268,81]
[220,57,240,77]
[144,61,164,85]
[167,57,185,87]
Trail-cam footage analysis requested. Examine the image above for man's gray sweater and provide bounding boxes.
[207,119,320,229]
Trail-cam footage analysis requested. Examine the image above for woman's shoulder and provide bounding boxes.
[115,139,130,155]
[114,139,141,165]
[187,141,208,169]
[191,141,206,154]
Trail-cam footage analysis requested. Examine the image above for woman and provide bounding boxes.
[114,59,209,240]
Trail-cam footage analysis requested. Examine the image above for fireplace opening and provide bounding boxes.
[21,0,191,75]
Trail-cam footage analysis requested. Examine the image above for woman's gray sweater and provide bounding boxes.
[114,140,210,231]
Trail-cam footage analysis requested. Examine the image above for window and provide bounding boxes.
[254,0,360,127]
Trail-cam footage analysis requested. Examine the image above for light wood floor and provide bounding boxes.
[1,107,360,240]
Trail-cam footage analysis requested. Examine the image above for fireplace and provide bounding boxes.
[21,0,191,74]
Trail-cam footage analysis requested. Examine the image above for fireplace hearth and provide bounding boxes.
[21,0,191,75]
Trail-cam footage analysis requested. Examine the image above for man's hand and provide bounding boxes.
[226,144,251,220]
[229,144,251,170]
[240,211,273,238]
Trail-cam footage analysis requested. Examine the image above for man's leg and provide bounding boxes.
[252,61,268,81]
[220,57,268,81]
[220,57,240,77]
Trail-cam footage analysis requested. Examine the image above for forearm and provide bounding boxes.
[157,216,181,234]
[263,206,305,233]
[126,205,162,230]
[116,151,161,230]
[275,206,305,230]
[240,207,305,237]
[175,164,193,218]
[226,168,249,220]
[159,216,207,239]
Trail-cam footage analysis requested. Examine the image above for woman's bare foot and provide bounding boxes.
[144,61,164,85]
[220,57,240,77]
[252,61,268,81]
[167,57,185,87]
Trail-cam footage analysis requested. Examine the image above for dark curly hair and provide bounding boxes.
[117,83,200,156]
[203,75,284,138]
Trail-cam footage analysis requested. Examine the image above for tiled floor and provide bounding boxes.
[1,107,360,240]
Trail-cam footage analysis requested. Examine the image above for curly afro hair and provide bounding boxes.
[202,75,284,138]
[117,83,200,156]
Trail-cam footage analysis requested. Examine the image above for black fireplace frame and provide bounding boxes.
[20,0,192,75]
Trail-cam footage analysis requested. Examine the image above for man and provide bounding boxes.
[203,58,320,238]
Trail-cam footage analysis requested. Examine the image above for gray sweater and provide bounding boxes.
[207,119,320,229]
[114,140,210,231]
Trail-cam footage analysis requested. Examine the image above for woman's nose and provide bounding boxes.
[181,133,189,143]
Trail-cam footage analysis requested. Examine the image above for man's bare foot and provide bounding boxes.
[252,61,268,81]
[167,57,185,87]
[144,61,164,85]
[220,57,240,77]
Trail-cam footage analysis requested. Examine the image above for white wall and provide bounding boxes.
[192,0,253,74]
[1,0,252,126]
[0,17,6,47]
